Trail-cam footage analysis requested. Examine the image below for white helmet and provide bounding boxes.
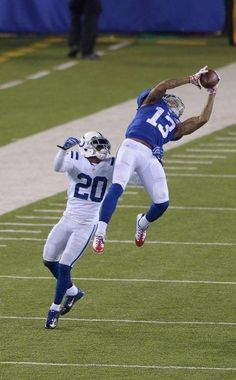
[79,131,111,160]
[163,94,185,118]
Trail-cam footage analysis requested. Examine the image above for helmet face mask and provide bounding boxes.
[163,94,185,118]
[79,131,111,160]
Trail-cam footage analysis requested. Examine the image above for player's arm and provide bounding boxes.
[54,137,80,172]
[143,66,209,105]
[173,92,216,139]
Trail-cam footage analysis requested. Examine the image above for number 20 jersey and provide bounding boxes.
[125,91,180,149]
[62,151,114,224]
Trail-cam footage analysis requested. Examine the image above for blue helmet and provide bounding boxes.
[137,89,151,108]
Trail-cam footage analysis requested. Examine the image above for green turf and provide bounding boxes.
[1,123,236,379]
[0,34,236,145]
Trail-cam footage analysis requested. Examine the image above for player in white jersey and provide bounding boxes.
[93,66,220,254]
[43,131,114,329]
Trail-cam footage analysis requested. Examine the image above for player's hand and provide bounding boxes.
[57,137,80,150]
[190,66,208,89]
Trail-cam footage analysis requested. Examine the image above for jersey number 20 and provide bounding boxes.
[74,174,108,202]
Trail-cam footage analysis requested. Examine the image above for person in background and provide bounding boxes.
[67,0,102,59]
[224,0,236,46]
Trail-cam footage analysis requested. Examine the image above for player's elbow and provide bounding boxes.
[199,115,210,125]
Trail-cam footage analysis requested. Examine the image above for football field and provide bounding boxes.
[0,34,236,379]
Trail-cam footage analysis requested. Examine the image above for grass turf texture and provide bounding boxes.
[0,34,236,145]
[0,123,236,379]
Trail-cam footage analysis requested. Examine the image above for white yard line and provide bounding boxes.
[26,71,50,80]
[172,154,226,159]
[0,229,41,234]
[0,222,54,226]
[0,315,236,327]
[0,360,236,372]
[0,62,236,215]
[1,275,236,285]
[0,80,23,89]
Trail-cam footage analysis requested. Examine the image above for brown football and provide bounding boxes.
[200,69,219,88]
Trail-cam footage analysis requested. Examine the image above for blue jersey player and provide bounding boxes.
[93,66,220,253]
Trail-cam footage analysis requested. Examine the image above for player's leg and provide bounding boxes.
[135,155,169,246]
[45,223,96,329]
[93,140,137,253]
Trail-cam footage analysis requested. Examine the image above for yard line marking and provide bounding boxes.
[1,315,236,327]
[216,137,236,141]
[167,173,236,178]
[0,229,41,234]
[16,215,59,220]
[165,166,197,170]
[0,245,6,247]
[0,237,235,246]
[228,132,236,136]
[108,41,132,50]
[172,154,226,159]
[165,159,213,165]
[200,143,236,147]
[54,61,78,70]
[1,275,236,286]
[27,71,50,80]
[0,80,24,89]
[187,148,236,153]
[1,361,236,372]
[33,209,62,213]
[0,222,54,227]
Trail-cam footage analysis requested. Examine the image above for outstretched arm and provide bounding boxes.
[143,66,209,105]
[173,92,216,139]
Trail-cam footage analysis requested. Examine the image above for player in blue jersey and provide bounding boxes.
[93,66,220,253]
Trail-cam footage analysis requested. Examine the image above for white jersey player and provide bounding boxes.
[43,132,115,329]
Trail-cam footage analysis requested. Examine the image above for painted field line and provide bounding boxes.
[165,159,212,165]
[165,166,197,170]
[27,71,50,80]
[172,154,226,159]
[0,222,54,227]
[216,137,236,141]
[0,80,23,89]
[186,148,236,153]
[167,173,236,178]
[1,275,236,286]
[0,237,235,246]
[0,245,6,247]
[54,61,78,70]
[200,143,236,147]
[228,132,236,136]
[1,361,236,372]
[108,41,132,51]
[16,215,59,220]
[0,229,41,234]
[1,315,236,327]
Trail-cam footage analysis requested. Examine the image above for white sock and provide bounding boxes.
[50,303,60,311]
[138,215,150,230]
[95,221,107,237]
[66,284,78,296]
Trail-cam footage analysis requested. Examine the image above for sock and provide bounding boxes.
[145,201,169,223]
[54,264,73,305]
[95,221,108,237]
[99,183,123,224]
[50,303,60,312]
[66,284,78,296]
[138,215,150,230]
[43,260,59,279]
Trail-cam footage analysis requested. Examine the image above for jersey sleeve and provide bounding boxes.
[54,150,81,173]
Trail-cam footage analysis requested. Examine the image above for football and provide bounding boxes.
[200,69,219,88]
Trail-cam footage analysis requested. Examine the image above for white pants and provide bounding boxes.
[43,216,96,267]
[113,139,169,203]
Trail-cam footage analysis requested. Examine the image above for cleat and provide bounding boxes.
[45,309,60,329]
[92,235,105,254]
[60,289,85,316]
[135,213,147,247]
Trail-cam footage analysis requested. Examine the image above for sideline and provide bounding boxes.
[0,63,235,215]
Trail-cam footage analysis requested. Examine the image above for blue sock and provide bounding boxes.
[99,183,123,223]
[43,260,59,279]
[54,264,73,305]
[146,201,169,222]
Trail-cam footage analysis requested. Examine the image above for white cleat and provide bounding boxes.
[135,214,147,247]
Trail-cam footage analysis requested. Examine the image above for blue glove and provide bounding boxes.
[152,145,164,160]
[57,137,80,150]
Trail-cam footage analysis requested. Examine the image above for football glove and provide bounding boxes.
[57,137,80,150]
[152,145,164,160]
[189,66,208,89]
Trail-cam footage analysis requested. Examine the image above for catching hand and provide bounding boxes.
[207,72,220,94]
[57,137,80,150]
[190,66,208,89]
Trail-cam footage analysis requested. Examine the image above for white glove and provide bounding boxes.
[190,66,208,89]
[207,72,220,94]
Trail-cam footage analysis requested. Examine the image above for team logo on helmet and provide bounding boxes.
[163,94,185,118]
[79,131,111,160]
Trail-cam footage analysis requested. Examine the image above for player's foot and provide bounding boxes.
[45,309,60,329]
[60,288,85,316]
[135,214,147,247]
[92,235,105,254]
